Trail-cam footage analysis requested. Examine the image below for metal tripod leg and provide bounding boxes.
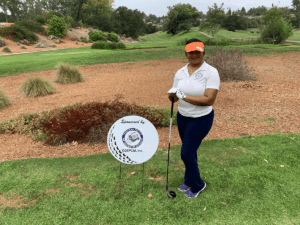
[119,162,145,193]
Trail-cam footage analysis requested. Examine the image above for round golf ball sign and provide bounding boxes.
[107,116,159,165]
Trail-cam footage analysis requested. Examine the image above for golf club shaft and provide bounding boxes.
[166,97,174,191]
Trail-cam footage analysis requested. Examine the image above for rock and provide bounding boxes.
[35,39,53,48]
[53,39,61,44]
[47,35,64,43]
[18,39,31,46]
[0,38,6,47]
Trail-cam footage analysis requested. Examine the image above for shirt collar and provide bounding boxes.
[183,61,208,76]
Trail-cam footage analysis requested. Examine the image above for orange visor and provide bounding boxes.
[185,42,205,53]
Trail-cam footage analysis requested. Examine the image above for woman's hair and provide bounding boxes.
[185,38,205,56]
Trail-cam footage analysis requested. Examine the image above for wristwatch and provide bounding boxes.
[182,95,187,100]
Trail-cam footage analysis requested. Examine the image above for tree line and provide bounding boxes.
[0,0,299,42]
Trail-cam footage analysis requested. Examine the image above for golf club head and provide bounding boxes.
[167,189,176,199]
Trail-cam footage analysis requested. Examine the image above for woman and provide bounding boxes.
[168,38,220,198]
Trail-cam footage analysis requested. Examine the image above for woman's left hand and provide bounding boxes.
[175,88,185,99]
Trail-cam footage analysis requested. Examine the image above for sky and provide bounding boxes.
[0,0,294,17]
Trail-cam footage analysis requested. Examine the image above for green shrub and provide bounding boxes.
[117,42,126,49]
[45,15,68,39]
[1,46,11,52]
[80,37,89,43]
[34,15,46,25]
[63,15,74,29]
[14,19,45,33]
[90,41,125,50]
[78,20,84,28]
[0,90,10,110]
[53,62,84,85]
[43,11,64,24]
[0,24,39,43]
[91,41,107,49]
[110,42,118,50]
[89,31,108,42]
[18,76,58,98]
[108,32,119,42]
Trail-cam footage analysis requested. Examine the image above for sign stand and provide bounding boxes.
[120,162,145,193]
[108,115,159,195]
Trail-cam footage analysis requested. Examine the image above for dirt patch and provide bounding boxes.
[0,52,299,162]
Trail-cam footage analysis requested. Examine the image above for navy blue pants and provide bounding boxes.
[176,109,214,193]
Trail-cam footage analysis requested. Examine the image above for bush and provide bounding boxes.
[216,40,242,46]
[91,41,107,49]
[89,30,108,42]
[63,15,74,30]
[34,15,46,25]
[204,47,258,83]
[0,24,39,44]
[43,11,64,24]
[18,76,58,98]
[78,20,84,28]
[45,15,68,39]
[40,94,165,146]
[110,42,118,50]
[80,37,89,43]
[117,42,126,49]
[91,41,125,50]
[0,90,10,110]
[1,46,11,52]
[108,32,119,42]
[14,19,45,33]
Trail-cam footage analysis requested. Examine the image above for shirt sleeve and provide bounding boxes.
[206,69,220,90]
[172,72,179,88]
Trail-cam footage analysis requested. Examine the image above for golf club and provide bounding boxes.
[166,96,176,199]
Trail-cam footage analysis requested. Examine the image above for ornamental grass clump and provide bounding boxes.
[204,46,258,83]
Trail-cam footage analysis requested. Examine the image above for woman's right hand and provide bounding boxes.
[168,93,179,102]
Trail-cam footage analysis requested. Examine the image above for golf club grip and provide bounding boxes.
[169,97,174,143]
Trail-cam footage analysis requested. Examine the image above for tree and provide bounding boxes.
[205,3,227,25]
[259,7,294,44]
[0,0,11,22]
[221,14,247,31]
[108,6,146,38]
[199,3,227,38]
[240,7,246,17]
[0,0,24,21]
[164,3,201,35]
[81,0,114,23]
[291,0,300,28]
[0,0,114,25]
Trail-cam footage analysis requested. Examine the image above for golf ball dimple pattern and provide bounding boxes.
[108,124,137,164]
[107,116,159,165]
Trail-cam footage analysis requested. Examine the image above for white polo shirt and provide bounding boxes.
[171,61,220,118]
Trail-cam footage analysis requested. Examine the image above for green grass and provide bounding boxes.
[0,28,299,224]
[1,28,300,78]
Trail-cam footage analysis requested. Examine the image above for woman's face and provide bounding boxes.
[185,50,204,67]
